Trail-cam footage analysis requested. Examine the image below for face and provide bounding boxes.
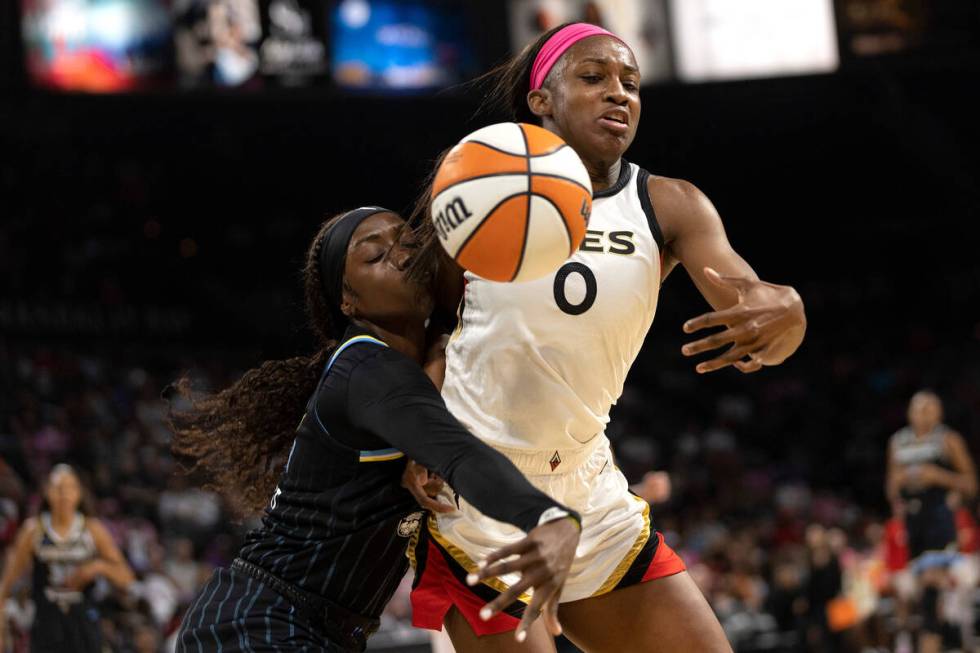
[46,468,81,515]
[907,392,942,432]
[340,212,433,326]
[530,36,641,168]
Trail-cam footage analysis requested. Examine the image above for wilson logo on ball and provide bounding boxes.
[430,122,593,283]
[433,197,473,240]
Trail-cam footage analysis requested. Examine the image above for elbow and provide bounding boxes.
[116,564,136,590]
[965,479,978,499]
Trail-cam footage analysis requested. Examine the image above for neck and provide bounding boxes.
[585,158,621,193]
[539,120,622,193]
[50,510,74,531]
[913,424,936,437]
[352,318,426,363]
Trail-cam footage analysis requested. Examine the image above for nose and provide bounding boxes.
[604,78,629,106]
[386,241,413,271]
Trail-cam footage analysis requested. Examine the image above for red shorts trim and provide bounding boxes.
[641,532,687,583]
[410,526,686,636]
[411,538,520,636]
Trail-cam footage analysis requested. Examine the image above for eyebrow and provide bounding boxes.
[579,57,640,75]
[352,224,403,249]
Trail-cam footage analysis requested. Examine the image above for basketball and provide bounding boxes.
[430,122,592,282]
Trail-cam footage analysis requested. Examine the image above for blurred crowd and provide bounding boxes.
[1,296,978,652]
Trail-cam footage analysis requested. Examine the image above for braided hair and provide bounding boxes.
[168,214,346,515]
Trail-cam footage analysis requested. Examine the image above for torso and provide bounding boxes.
[32,512,97,611]
[239,329,420,618]
[442,160,663,450]
[891,425,954,507]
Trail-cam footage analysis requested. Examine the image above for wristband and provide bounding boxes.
[537,506,582,531]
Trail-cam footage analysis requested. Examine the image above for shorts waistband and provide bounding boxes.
[491,436,606,475]
[231,558,378,651]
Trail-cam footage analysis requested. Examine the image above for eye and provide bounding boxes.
[581,74,602,84]
[624,81,639,91]
[366,250,385,263]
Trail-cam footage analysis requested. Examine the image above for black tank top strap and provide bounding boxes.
[635,166,665,252]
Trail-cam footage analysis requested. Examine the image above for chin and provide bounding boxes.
[589,132,630,160]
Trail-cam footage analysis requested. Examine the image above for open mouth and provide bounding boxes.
[599,113,630,133]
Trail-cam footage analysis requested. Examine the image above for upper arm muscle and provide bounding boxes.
[650,176,757,311]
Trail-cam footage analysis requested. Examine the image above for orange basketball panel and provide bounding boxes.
[520,123,567,157]
[530,175,590,254]
[456,194,529,282]
[432,142,527,198]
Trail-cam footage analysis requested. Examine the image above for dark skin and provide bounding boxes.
[407,36,807,652]
[527,36,806,374]
[884,392,977,653]
[340,212,580,640]
[885,392,977,505]
[0,469,134,650]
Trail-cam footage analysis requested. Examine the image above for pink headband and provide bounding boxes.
[530,23,631,91]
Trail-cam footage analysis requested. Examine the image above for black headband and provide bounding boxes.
[319,206,390,329]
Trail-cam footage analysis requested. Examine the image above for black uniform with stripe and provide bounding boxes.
[177,326,574,652]
[890,425,959,558]
[30,513,102,653]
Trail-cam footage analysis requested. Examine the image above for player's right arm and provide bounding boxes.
[922,432,978,497]
[0,518,37,647]
[343,347,581,639]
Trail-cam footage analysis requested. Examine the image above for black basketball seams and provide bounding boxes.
[434,171,590,199]
[510,125,534,282]
[465,138,568,159]
[451,190,528,265]
[532,193,576,258]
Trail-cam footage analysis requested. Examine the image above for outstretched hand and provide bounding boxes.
[467,517,580,643]
[682,267,805,374]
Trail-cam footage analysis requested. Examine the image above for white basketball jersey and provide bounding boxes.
[442,161,663,450]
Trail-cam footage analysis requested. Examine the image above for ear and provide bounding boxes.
[340,281,356,318]
[527,88,553,119]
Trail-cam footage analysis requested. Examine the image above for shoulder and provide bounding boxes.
[84,516,107,537]
[332,339,422,388]
[20,517,40,539]
[889,428,910,448]
[12,517,40,551]
[645,175,721,243]
[943,430,970,453]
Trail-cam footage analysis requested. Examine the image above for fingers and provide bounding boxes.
[734,357,763,374]
[683,304,755,333]
[514,587,550,642]
[469,555,529,584]
[476,576,534,623]
[682,322,760,356]
[421,477,445,496]
[695,343,762,374]
[417,494,456,513]
[541,596,563,636]
[477,537,533,572]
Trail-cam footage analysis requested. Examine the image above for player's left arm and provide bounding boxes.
[66,519,135,592]
[650,176,806,374]
[924,432,978,497]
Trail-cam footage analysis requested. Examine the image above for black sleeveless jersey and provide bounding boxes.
[891,425,954,508]
[239,326,571,619]
[32,512,97,612]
